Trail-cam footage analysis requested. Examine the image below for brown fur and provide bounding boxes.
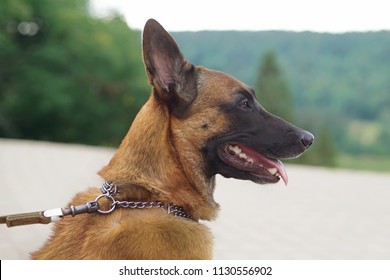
[31,19,313,260]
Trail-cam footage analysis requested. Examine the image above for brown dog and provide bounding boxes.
[31,19,313,259]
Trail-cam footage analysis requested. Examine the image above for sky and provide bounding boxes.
[90,0,390,32]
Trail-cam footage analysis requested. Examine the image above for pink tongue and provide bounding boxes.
[239,145,288,185]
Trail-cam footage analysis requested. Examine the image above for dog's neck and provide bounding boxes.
[99,95,219,221]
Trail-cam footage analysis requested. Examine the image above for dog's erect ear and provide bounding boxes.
[142,19,196,112]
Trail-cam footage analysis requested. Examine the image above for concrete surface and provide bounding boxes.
[1,139,389,259]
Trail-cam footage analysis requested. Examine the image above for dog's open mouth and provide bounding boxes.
[218,143,288,185]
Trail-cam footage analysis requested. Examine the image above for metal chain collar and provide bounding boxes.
[94,181,198,222]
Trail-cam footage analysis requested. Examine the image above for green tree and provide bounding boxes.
[0,0,149,146]
[254,50,295,122]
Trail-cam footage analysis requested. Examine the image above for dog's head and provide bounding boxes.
[142,19,313,186]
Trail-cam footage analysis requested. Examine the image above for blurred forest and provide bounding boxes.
[0,0,149,146]
[1,0,389,171]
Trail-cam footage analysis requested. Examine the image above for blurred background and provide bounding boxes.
[1,0,389,170]
[0,0,389,259]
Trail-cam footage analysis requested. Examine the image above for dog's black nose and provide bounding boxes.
[301,131,314,149]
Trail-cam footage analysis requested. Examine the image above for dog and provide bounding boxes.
[31,19,313,259]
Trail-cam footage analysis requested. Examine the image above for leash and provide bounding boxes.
[0,181,197,227]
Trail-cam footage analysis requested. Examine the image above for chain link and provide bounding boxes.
[95,182,198,222]
[114,201,165,209]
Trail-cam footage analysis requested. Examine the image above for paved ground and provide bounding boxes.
[1,139,389,259]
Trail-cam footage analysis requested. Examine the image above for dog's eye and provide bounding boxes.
[239,100,250,110]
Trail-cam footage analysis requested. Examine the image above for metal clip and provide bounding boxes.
[43,201,100,218]
[62,201,100,216]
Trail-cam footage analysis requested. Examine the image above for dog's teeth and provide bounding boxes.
[228,145,242,155]
[228,145,255,164]
[267,168,278,175]
[238,153,247,159]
